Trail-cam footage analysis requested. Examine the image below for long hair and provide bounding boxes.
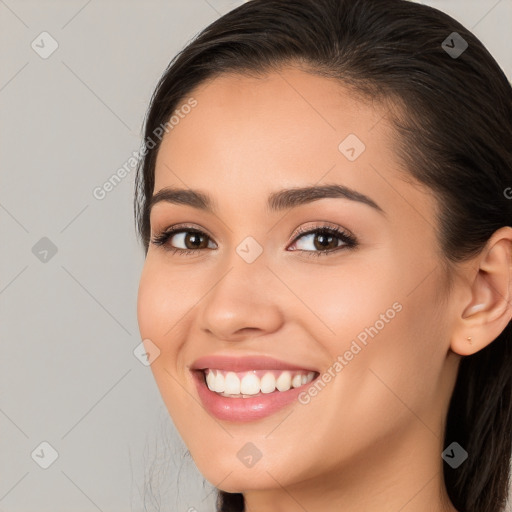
[134,1,512,510]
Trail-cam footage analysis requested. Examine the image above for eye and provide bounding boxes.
[287,224,357,257]
[150,222,358,257]
[150,224,216,256]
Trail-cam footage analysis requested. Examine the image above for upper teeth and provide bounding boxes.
[204,369,316,396]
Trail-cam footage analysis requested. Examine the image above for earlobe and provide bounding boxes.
[450,227,512,357]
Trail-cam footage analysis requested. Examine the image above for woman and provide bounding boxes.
[134,0,512,510]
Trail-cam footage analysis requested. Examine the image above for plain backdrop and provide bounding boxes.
[1,1,511,511]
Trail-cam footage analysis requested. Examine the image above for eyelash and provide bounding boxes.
[150,223,358,258]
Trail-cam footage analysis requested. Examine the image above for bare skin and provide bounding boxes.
[137,66,512,512]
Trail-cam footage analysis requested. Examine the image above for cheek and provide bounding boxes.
[279,257,399,343]
[137,265,198,420]
[136,259,200,408]
[137,259,190,344]
[294,258,447,433]
[137,263,164,341]
[337,274,451,423]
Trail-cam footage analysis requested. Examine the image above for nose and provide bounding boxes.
[198,256,284,342]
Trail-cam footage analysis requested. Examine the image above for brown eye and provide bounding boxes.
[150,227,217,254]
[312,232,341,251]
[288,225,357,256]
[182,231,210,249]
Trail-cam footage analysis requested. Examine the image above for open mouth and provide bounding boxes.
[199,368,319,398]
[189,355,322,421]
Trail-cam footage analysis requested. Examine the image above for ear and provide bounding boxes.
[450,226,512,357]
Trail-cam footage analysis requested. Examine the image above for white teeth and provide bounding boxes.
[260,372,276,393]
[224,372,241,394]
[214,371,225,393]
[292,374,302,388]
[204,369,316,396]
[206,370,216,390]
[240,373,260,395]
[276,371,291,391]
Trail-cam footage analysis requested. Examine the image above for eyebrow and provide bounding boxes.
[148,183,385,216]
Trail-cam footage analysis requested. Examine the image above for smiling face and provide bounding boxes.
[137,67,461,507]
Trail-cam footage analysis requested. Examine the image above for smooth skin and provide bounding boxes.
[137,66,512,512]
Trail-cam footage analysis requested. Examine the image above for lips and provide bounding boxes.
[190,354,319,373]
[189,354,320,422]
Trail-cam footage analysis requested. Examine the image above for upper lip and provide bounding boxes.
[190,354,318,373]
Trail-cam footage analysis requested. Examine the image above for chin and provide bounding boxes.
[196,450,306,493]
[204,471,277,493]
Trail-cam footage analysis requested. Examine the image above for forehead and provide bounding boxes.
[168,68,384,140]
[152,67,436,227]
[155,67,391,181]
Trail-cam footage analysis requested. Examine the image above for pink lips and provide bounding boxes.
[190,354,318,373]
[189,354,319,422]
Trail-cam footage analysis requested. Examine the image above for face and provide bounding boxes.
[137,67,459,495]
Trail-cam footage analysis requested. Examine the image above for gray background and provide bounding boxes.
[1,1,511,511]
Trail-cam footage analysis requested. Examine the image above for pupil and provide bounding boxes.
[316,233,334,249]
[187,233,204,249]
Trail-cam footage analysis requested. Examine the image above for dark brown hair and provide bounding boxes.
[134,1,512,510]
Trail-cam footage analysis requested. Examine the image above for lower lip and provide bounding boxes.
[192,370,316,422]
